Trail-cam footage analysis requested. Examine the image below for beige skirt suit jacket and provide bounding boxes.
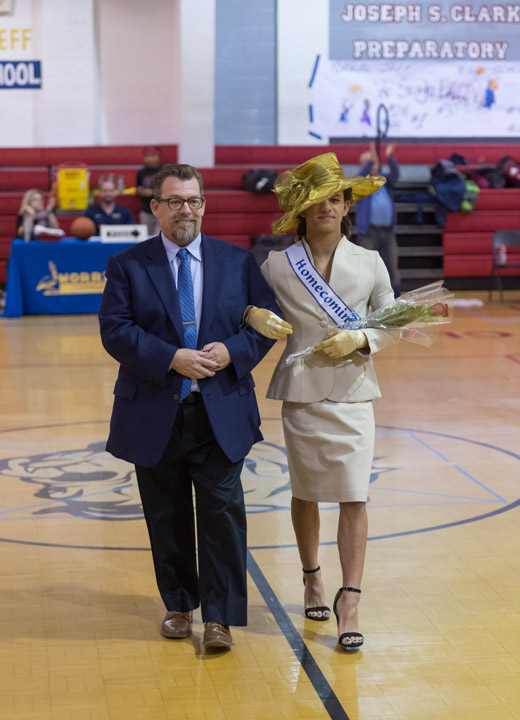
[261,236,399,502]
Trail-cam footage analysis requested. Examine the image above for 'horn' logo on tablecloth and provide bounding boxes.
[36,261,106,295]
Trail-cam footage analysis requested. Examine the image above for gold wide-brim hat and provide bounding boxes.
[271,152,386,235]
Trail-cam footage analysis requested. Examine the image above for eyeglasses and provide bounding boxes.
[157,196,205,211]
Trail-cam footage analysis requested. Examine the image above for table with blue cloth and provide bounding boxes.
[2,238,136,318]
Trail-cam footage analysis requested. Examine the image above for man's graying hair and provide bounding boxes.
[153,163,204,199]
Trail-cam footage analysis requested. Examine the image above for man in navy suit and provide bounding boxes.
[99,163,277,649]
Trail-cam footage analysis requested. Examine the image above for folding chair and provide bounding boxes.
[489,229,520,302]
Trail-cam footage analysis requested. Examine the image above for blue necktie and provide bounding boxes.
[177,248,197,400]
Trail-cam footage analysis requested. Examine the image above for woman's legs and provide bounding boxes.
[335,501,368,642]
[291,497,329,618]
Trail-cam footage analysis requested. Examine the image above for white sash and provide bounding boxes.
[285,242,361,325]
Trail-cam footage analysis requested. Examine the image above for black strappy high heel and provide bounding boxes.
[333,586,364,650]
[302,566,330,621]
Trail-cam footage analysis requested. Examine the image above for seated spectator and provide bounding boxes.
[83,179,135,233]
[136,146,162,235]
[16,189,59,241]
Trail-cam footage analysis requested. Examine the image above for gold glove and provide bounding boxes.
[313,329,367,359]
[244,306,293,339]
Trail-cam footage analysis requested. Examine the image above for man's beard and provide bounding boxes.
[170,218,198,245]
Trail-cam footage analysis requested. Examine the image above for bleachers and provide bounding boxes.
[216,144,520,288]
[0,146,283,283]
[219,144,520,289]
[443,189,520,278]
[0,145,179,283]
[1,142,520,289]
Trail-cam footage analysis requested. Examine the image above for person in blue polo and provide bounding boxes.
[354,142,401,297]
[83,179,135,233]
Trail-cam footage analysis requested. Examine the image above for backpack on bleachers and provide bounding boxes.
[429,159,467,226]
[449,152,468,166]
[460,180,480,213]
[241,169,278,193]
[429,160,467,211]
[465,170,490,189]
[478,167,506,189]
[497,156,520,187]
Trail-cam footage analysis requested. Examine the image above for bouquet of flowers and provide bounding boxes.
[285,281,453,364]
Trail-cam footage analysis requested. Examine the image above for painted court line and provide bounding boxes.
[407,431,508,503]
[247,550,350,720]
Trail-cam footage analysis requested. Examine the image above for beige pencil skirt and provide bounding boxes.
[281,399,375,503]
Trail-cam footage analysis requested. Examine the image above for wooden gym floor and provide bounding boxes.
[0,290,519,720]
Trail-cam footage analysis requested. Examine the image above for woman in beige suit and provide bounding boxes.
[246,153,400,650]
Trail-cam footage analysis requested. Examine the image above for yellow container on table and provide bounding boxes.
[56,164,90,210]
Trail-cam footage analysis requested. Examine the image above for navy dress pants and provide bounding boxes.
[135,396,247,626]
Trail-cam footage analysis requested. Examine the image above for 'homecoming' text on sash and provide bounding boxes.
[285,243,361,325]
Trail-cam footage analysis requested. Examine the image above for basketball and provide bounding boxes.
[70,216,96,240]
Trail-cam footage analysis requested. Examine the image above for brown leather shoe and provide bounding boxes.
[203,622,233,648]
[161,611,192,639]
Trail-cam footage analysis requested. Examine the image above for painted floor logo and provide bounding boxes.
[0,422,517,549]
[0,437,395,522]
[0,441,139,521]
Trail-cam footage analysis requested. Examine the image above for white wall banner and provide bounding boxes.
[288,1,520,140]
[0,0,96,146]
[329,2,520,62]
[277,0,329,145]
[0,10,38,90]
[309,59,520,138]
[0,59,41,89]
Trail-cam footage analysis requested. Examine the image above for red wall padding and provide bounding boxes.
[199,167,255,188]
[0,218,17,236]
[202,212,279,236]
[0,169,50,191]
[444,254,493,276]
[475,189,520,211]
[0,145,178,167]
[0,238,13,259]
[215,144,520,166]
[110,196,141,214]
[445,211,520,232]
[444,255,520,277]
[204,190,279,212]
[443,233,493,254]
[0,193,26,214]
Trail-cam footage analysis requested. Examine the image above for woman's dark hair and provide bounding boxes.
[296,188,353,240]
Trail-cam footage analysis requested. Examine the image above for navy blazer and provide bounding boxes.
[99,233,278,466]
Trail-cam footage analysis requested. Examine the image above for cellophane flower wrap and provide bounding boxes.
[285,281,453,364]
[338,280,453,346]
